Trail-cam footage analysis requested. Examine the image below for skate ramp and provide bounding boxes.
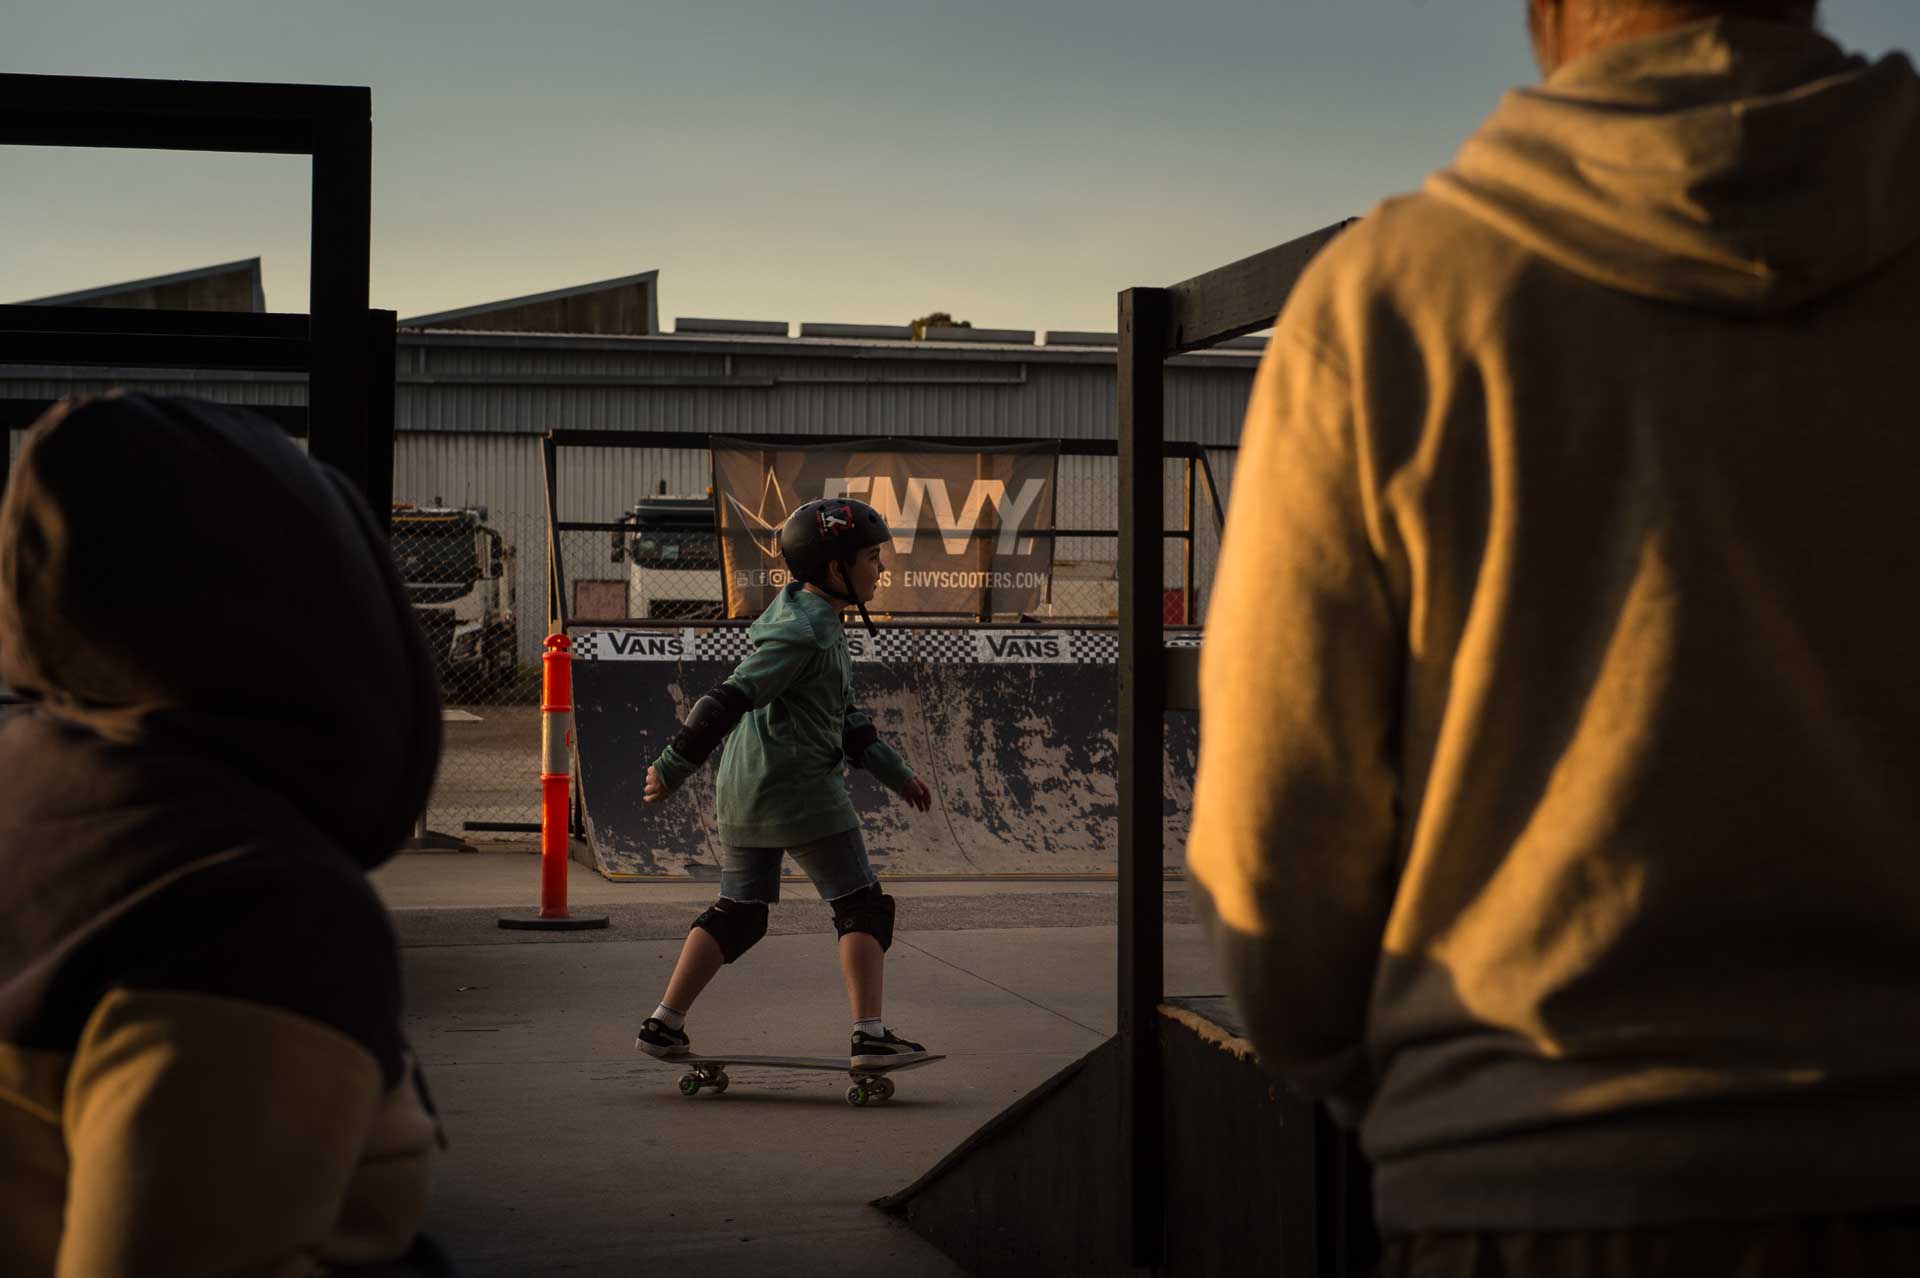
[569,625,1200,880]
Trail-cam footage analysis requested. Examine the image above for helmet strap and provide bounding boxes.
[816,555,879,638]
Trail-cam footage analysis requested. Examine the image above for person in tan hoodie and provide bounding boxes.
[1186,2,1920,1274]
[0,396,451,1275]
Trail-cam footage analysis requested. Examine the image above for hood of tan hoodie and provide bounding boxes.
[1427,17,1920,314]
[0,395,441,871]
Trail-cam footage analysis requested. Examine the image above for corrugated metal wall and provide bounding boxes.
[393,432,545,517]
[4,338,1259,651]
[551,445,713,520]
[409,345,721,379]
[389,358,1250,445]
[0,369,307,406]
[3,338,1259,445]
[393,434,539,667]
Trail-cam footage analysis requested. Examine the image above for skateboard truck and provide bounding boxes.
[677,1064,899,1106]
[665,1053,943,1106]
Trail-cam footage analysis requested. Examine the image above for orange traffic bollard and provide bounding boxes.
[499,634,608,931]
[540,633,574,917]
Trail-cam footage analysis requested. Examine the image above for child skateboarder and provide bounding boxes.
[636,497,934,1069]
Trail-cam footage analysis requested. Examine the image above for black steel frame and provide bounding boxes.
[0,73,393,519]
[1116,218,1357,1273]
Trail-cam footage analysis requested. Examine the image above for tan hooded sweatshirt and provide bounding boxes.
[1187,18,1920,1232]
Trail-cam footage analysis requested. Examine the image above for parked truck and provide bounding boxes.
[609,492,728,620]
[391,503,517,695]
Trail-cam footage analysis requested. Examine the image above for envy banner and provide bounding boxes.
[711,437,1058,618]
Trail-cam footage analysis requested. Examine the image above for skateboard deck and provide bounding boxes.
[657,1053,945,1106]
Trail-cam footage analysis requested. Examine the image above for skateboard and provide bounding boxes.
[661,1053,945,1106]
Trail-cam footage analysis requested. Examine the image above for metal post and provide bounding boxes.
[365,308,397,533]
[1197,448,1228,533]
[708,448,734,619]
[543,433,569,634]
[1118,286,1169,1270]
[1183,457,1196,625]
[975,451,993,623]
[307,106,372,500]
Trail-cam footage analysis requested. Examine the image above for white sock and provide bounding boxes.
[652,1003,686,1031]
[854,1017,885,1039]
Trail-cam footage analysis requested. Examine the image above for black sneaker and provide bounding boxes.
[636,1017,691,1058]
[851,1027,928,1068]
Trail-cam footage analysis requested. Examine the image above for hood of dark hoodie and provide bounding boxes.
[1427,18,1920,314]
[0,395,441,871]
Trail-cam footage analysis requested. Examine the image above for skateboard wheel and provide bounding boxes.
[678,1074,701,1097]
[711,1072,729,1094]
[874,1077,896,1102]
[847,1085,869,1107]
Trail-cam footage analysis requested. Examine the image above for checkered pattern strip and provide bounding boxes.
[690,630,755,663]
[569,626,1191,665]
[915,630,978,664]
[867,632,919,664]
[1069,633,1121,664]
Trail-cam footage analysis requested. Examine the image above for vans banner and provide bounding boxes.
[570,627,1159,665]
[710,437,1059,619]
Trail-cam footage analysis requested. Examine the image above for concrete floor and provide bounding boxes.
[372,846,1165,910]
[382,852,1222,1277]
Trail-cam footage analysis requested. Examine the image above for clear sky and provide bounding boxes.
[3,1,1915,332]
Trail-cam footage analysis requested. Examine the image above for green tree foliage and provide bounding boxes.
[909,311,972,340]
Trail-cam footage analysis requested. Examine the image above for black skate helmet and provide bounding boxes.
[779,497,891,634]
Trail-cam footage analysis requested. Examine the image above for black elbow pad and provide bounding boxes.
[842,722,879,768]
[670,683,752,765]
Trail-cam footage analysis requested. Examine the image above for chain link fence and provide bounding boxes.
[1029,453,1226,623]
[392,507,548,842]
[551,454,1225,626]
[407,448,1232,844]
[557,525,1133,624]
[558,517,726,625]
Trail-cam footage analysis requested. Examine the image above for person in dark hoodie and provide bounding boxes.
[1186,1,1920,1275]
[0,395,449,1275]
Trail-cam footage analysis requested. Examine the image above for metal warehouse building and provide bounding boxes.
[6,259,1263,663]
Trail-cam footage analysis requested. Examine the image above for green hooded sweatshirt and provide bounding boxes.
[651,584,915,847]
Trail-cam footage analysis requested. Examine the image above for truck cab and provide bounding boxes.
[610,493,726,620]
[391,504,517,696]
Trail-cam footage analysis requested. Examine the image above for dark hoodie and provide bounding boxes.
[0,396,443,1274]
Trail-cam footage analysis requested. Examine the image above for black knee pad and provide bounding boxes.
[831,883,896,952]
[692,898,769,963]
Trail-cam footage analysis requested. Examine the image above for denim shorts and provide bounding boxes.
[720,826,876,905]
